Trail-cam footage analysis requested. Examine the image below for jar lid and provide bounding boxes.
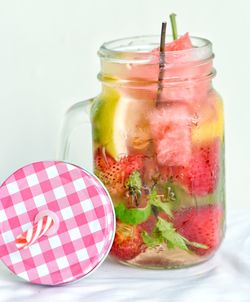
[0,161,115,285]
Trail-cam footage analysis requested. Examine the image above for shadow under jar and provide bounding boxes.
[61,35,225,269]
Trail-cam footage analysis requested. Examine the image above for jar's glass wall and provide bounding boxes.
[90,36,225,269]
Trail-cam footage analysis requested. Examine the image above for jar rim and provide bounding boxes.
[98,35,213,64]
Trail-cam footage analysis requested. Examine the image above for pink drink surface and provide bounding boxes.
[92,34,225,268]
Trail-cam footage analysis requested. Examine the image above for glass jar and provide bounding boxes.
[59,35,225,269]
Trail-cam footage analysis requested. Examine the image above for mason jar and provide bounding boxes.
[59,35,225,269]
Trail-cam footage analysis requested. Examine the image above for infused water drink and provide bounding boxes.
[91,29,225,268]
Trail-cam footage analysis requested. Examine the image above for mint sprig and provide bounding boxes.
[125,171,142,205]
[141,230,163,247]
[149,188,173,218]
[142,217,208,252]
[115,202,151,225]
[156,217,189,251]
[125,171,142,192]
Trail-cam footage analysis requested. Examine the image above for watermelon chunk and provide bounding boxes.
[149,104,192,167]
[152,33,192,53]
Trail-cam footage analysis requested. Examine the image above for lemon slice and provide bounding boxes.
[91,87,127,158]
[192,96,224,144]
[91,86,154,159]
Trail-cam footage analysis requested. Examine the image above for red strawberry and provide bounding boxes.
[161,139,220,196]
[120,154,144,178]
[173,205,223,256]
[94,149,144,196]
[94,148,116,171]
[110,221,144,260]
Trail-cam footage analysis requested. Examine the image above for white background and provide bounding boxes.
[0,0,249,207]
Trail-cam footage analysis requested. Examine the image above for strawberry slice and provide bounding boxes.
[94,149,144,195]
[94,148,116,171]
[110,221,144,260]
[173,205,223,256]
[161,139,220,196]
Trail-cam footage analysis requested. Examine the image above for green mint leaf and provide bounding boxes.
[115,202,151,225]
[156,217,208,252]
[125,171,142,197]
[149,189,173,217]
[141,231,163,247]
[182,237,208,250]
[166,240,175,249]
[156,217,189,252]
[125,171,143,206]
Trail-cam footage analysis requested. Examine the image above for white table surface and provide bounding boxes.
[0,209,250,302]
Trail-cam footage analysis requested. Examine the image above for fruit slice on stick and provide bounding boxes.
[129,33,193,83]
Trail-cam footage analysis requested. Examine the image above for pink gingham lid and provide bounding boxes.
[0,161,115,285]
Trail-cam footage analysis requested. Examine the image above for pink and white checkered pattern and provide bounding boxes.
[0,161,115,285]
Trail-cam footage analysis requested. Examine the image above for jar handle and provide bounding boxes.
[57,99,93,165]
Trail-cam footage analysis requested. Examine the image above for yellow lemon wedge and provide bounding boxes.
[192,96,224,144]
[91,86,154,159]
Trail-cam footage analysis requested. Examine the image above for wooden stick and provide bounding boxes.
[156,22,167,106]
